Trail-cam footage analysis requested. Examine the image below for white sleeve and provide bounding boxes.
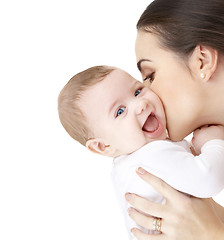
[137,139,224,198]
[111,160,164,240]
[111,139,224,238]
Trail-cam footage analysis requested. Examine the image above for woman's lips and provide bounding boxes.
[142,113,164,138]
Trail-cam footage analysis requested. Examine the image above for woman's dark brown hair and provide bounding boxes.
[137,0,224,57]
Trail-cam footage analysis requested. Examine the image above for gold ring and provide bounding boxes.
[152,217,162,232]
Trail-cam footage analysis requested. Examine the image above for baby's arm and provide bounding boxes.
[192,125,224,155]
[134,138,224,198]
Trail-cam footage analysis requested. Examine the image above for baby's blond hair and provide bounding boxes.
[58,65,115,146]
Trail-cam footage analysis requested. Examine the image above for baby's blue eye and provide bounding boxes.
[116,107,125,117]
[135,89,141,97]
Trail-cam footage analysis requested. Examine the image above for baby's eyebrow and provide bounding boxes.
[137,59,151,72]
[108,81,139,117]
[108,100,119,117]
[133,80,143,89]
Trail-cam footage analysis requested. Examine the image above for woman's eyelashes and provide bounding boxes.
[143,72,155,83]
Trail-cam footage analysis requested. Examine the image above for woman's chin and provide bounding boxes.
[167,127,190,141]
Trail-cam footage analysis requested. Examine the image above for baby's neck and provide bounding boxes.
[114,137,169,158]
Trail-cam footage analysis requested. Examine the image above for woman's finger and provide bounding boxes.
[136,168,185,201]
[131,228,164,240]
[125,193,164,218]
[128,207,166,231]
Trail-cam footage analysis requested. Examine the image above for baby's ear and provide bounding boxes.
[86,138,112,156]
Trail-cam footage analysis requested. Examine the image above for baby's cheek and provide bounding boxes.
[143,81,151,89]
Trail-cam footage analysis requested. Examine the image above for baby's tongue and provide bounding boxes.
[143,114,159,132]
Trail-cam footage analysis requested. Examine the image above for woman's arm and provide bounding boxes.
[125,168,224,240]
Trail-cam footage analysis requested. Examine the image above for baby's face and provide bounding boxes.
[80,69,167,156]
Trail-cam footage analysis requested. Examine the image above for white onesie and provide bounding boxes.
[111,139,224,239]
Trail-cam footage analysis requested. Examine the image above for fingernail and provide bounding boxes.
[137,167,146,175]
[128,207,133,216]
[125,193,132,201]
[131,228,137,235]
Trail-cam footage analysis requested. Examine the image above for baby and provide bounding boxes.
[58,65,224,239]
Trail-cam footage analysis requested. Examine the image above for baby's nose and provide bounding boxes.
[135,99,147,115]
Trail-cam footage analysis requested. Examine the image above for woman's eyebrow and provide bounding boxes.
[137,59,151,72]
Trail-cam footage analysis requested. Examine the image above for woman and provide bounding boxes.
[126,0,224,239]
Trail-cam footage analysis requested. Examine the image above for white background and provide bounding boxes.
[0,1,223,240]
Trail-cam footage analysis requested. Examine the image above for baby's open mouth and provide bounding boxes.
[142,113,159,133]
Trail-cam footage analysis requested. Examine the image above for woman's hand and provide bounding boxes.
[125,168,224,240]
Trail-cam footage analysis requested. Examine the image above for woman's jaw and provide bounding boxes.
[135,31,224,141]
[167,100,224,141]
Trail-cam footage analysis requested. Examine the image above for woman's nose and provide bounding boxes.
[135,99,147,115]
